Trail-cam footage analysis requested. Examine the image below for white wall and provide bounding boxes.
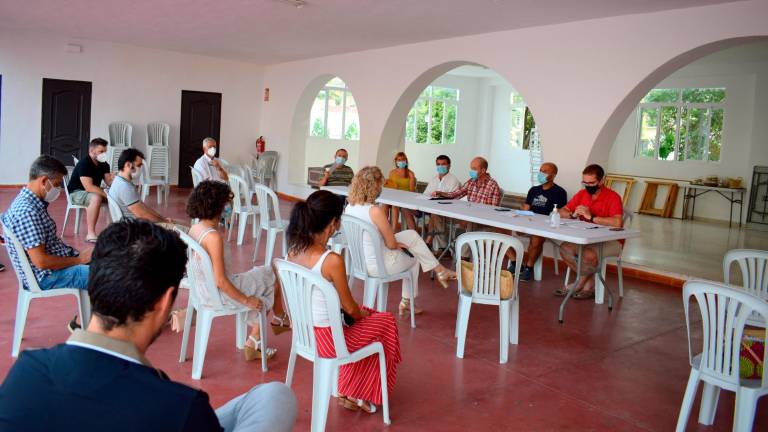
[256,0,768,201]
[607,57,768,223]
[0,29,264,184]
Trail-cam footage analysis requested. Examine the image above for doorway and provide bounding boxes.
[41,78,92,165]
[179,90,222,188]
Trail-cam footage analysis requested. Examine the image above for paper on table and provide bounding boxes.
[514,210,535,216]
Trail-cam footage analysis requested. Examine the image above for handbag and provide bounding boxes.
[459,260,515,300]
[740,328,765,379]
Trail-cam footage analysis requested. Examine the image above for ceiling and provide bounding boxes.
[0,0,741,65]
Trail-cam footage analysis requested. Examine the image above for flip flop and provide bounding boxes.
[340,397,377,414]
[573,289,595,300]
[85,236,98,243]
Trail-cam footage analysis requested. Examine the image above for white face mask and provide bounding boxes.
[95,153,108,163]
[206,147,217,158]
[129,166,140,180]
[43,179,62,203]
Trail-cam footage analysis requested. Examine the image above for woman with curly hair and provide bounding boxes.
[186,180,289,362]
[346,166,456,316]
[287,189,401,414]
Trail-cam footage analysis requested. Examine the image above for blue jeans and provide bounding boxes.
[38,265,89,291]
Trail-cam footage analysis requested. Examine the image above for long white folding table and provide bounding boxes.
[322,186,641,323]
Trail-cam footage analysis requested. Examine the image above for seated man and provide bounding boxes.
[318,148,354,187]
[508,162,568,281]
[556,164,623,300]
[109,149,184,230]
[433,156,501,206]
[67,137,113,242]
[2,155,91,292]
[0,220,297,431]
[423,154,461,250]
[193,137,229,183]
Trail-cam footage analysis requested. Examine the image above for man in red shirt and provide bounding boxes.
[556,164,623,300]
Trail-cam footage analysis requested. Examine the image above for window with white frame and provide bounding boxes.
[636,88,725,162]
[405,86,458,145]
[309,77,360,140]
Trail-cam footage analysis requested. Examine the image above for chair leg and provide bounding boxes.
[61,208,70,236]
[409,275,416,329]
[281,231,288,258]
[564,267,572,286]
[191,310,213,380]
[734,389,758,432]
[595,261,607,305]
[311,361,334,432]
[74,208,81,235]
[235,312,247,349]
[697,382,720,425]
[12,290,32,357]
[285,347,297,387]
[178,301,195,362]
[499,302,510,364]
[377,282,389,313]
[617,259,624,298]
[252,227,263,262]
[265,229,276,265]
[236,214,248,246]
[509,299,519,345]
[227,213,236,242]
[533,253,543,281]
[259,313,268,372]
[552,243,560,276]
[378,349,391,425]
[77,292,91,328]
[456,297,472,358]
[675,369,701,432]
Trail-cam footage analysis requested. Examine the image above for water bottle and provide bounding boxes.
[550,204,560,228]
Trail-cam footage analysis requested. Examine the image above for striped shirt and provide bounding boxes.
[322,164,354,186]
[2,187,78,287]
[442,174,502,206]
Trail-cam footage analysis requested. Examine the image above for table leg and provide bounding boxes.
[559,244,582,323]
[691,192,697,221]
[739,191,744,228]
[594,243,613,310]
[729,191,734,228]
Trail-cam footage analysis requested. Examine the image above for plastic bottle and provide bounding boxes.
[550,204,560,228]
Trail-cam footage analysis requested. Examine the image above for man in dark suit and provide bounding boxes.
[0,219,296,431]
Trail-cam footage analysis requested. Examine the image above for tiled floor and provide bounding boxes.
[0,187,766,431]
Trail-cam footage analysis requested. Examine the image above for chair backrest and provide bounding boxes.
[108,146,129,174]
[1,222,43,293]
[228,174,253,214]
[146,145,169,180]
[72,155,79,165]
[259,151,278,180]
[274,259,350,359]
[106,195,123,223]
[724,249,768,300]
[146,122,170,147]
[176,229,226,309]
[190,166,204,188]
[108,122,133,147]
[622,209,633,227]
[253,183,283,230]
[455,232,523,302]
[340,215,390,279]
[683,280,768,388]
[62,173,75,206]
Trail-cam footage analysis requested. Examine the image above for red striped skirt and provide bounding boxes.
[314,307,401,405]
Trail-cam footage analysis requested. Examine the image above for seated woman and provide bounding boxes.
[186,180,290,362]
[347,166,456,315]
[287,190,401,414]
[385,152,417,230]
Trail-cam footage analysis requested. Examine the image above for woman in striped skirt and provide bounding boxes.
[286,190,401,414]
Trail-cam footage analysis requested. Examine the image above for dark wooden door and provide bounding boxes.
[41,78,92,165]
[179,90,222,188]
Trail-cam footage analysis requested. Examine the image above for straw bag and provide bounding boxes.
[740,328,766,379]
[460,260,515,300]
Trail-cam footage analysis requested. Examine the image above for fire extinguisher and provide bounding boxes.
[256,136,266,154]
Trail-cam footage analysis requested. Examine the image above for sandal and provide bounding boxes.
[573,289,595,300]
[553,283,578,297]
[244,336,277,361]
[340,397,377,414]
[436,270,457,289]
[271,313,291,336]
[398,298,423,316]
[85,236,98,243]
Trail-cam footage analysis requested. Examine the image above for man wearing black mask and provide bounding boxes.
[555,164,623,300]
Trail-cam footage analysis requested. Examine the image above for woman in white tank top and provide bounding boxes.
[287,190,402,415]
[345,166,457,316]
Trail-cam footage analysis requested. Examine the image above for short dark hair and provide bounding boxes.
[118,148,145,171]
[287,190,344,255]
[582,164,605,181]
[29,155,67,181]
[89,137,108,149]
[436,155,451,165]
[186,180,232,220]
[476,157,489,170]
[88,220,187,331]
[336,148,348,154]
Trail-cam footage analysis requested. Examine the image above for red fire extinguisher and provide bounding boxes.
[256,136,265,154]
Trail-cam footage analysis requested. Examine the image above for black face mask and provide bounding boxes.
[584,185,600,195]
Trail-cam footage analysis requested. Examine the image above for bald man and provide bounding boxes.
[193,137,229,182]
[508,162,568,281]
[434,157,501,206]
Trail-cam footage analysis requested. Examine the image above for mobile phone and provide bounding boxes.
[437,201,452,204]
[494,208,511,212]
[401,248,414,257]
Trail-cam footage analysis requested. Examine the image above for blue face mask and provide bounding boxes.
[537,172,549,185]
[436,165,448,175]
[396,161,407,169]
[469,170,479,180]
[335,156,346,165]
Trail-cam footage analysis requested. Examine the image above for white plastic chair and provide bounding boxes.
[252,183,288,265]
[190,166,204,188]
[227,174,260,246]
[108,122,133,147]
[141,145,170,205]
[72,155,79,165]
[252,151,278,189]
[724,249,768,328]
[146,122,170,147]
[176,230,268,378]
[454,232,523,364]
[106,194,123,223]
[676,280,768,432]
[341,215,417,328]
[61,173,87,236]
[107,146,129,174]
[2,223,91,357]
[274,259,390,431]
[564,209,633,302]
